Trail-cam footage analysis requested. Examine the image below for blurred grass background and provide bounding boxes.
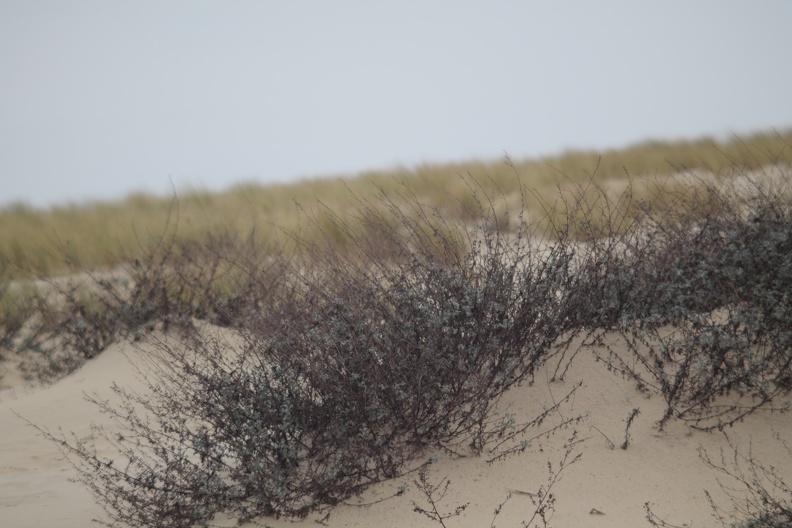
[1,130,790,280]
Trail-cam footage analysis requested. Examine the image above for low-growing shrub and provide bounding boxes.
[24,156,792,525]
[9,226,280,382]
[581,165,792,430]
[16,288,121,381]
[46,184,586,526]
[0,274,37,356]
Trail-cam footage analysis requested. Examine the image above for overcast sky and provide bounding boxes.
[1,1,791,209]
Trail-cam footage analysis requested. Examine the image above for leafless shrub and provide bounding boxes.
[701,433,792,528]
[412,467,470,528]
[413,431,583,528]
[646,432,791,528]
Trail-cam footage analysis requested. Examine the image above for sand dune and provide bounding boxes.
[1,331,790,528]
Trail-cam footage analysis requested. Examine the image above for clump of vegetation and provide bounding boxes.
[37,184,586,526]
[2,130,790,281]
[0,267,35,354]
[4,222,281,382]
[578,163,792,431]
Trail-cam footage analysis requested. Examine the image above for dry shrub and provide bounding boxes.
[11,227,277,382]
[39,183,587,526]
[22,156,792,526]
[579,164,792,430]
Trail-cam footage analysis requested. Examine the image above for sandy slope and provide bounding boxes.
[1,332,790,528]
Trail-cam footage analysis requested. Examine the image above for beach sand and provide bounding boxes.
[2,332,790,528]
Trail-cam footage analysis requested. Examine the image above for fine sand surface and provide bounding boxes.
[2,332,790,528]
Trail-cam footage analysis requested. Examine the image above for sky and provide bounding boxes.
[1,1,791,209]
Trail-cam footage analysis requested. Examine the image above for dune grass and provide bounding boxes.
[1,130,790,282]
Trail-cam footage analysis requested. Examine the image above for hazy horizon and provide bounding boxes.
[2,1,791,208]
